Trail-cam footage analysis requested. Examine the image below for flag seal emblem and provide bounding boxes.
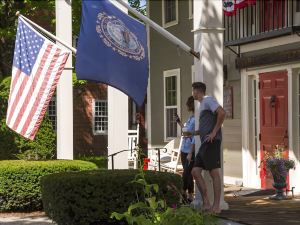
[96,12,145,61]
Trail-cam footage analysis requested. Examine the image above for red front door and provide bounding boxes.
[259,70,288,189]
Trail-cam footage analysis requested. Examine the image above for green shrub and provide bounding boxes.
[76,155,108,169]
[0,160,98,212]
[41,170,182,225]
[112,165,216,225]
[0,76,56,160]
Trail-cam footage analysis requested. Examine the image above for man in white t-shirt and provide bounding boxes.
[186,82,226,214]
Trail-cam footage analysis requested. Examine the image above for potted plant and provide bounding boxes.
[262,145,295,200]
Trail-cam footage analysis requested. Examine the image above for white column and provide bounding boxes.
[287,68,300,194]
[107,0,129,169]
[56,0,73,160]
[193,0,228,210]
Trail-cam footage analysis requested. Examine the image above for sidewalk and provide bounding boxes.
[0,212,54,225]
[0,218,242,225]
[0,212,243,225]
[0,217,54,225]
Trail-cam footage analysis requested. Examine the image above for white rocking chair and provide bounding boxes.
[160,137,183,174]
[148,137,183,174]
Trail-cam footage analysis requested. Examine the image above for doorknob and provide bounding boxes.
[270,95,276,108]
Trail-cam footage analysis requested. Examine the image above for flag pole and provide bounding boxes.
[115,0,200,59]
[15,11,77,54]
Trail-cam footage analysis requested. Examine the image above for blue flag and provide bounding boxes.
[76,0,149,106]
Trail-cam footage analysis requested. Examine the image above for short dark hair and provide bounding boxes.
[192,82,206,94]
[186,96,194,111]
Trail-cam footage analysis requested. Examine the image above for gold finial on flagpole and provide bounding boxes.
[16,11,20,16]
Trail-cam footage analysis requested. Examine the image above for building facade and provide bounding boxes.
[48,83,108,156]
[224,0,300,191]
[147,0,194,147]
[147,0,300,193]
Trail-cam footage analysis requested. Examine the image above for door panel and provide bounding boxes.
[259,70,288,189]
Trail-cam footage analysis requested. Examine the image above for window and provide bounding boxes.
[164,69,180,140]
[48,96,56,130]
[93,100,108,135]
[129,99,137,130]
[297,0,300,12]
[162,0,178,28]
[250,77,259,174]
[189,0,193,19]
[253,79,258,162]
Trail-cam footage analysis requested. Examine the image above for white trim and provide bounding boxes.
[92,99,108,135]
[245,63,300,74]
[162,0,179,28]
[240,35,300,53]
[188,0,193,19]
[241,70,261,188]
[163,68,181,142]
[242,63,300,189]
[255,74,261,180]
[250,76,260,178]
[191,65,195,83]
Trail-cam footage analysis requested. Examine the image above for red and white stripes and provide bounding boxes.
[6,40,69,140]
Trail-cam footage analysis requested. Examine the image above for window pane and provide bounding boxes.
[47,96,56,130]
[166,76,177,106]
[94,100,108,134]
[166,108,177,138]
[165,0,176,23]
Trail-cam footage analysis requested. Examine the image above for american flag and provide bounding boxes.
[6,17,70,140]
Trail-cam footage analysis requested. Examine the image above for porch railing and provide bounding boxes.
[224,0,300,46]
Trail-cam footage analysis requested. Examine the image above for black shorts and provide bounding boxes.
[194,140,221,171]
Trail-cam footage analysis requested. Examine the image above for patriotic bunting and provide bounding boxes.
[223,0,256,17]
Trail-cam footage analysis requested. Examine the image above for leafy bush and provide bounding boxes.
[112,164,216,225]
[41,170,182,225]
[76,155,108,169]
[0,160,98,212]
[0,76,56,160]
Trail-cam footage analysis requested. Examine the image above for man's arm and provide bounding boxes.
[206,106,226,142]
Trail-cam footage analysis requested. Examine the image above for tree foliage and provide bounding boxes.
[0,0,145,158]
[0,0,145,78]
[0,76,56,160]
[129,0,147,16]
[0,0,55,78]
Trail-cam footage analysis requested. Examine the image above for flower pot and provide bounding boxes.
[270,170,287,200]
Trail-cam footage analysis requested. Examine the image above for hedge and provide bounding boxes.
[76,155,108,169]
[41,170,182,225]
[0,160,98,212]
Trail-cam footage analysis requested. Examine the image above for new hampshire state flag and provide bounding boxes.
[76,0,149,106]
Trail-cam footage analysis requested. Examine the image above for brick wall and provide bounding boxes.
[73,82,107,156]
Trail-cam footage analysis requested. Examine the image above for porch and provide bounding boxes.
[220,185,300,225]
